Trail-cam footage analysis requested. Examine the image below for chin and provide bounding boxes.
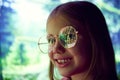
[59,71,73,77]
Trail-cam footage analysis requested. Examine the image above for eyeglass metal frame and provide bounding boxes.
[38,26,80,54]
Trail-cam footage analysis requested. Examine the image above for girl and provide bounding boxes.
[39,1,118,80]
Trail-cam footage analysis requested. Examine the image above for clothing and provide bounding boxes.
[61,77,71,80]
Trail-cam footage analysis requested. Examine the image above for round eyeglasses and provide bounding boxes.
[38,26,79,54]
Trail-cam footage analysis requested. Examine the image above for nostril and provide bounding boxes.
[52,45,65,54]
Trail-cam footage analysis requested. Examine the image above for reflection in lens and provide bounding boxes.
[59,26,77,48]
[59,34,67,47]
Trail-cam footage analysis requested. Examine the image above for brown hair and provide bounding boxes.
[47,1,118,80]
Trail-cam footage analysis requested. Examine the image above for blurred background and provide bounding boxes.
[0,0,120,80]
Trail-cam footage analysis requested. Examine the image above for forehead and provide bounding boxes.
[46,15,71,35]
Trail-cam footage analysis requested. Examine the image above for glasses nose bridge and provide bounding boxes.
[54,35,60,48]
[52,35,64,52]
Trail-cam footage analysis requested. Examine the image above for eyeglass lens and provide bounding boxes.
[38,26,78,54]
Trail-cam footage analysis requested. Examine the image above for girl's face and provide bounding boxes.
[46,15,92,77]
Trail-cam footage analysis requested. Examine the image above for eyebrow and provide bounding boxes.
[47,34,53,38]
[47,34,59,38]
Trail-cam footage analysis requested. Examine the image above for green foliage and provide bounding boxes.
[1,0,120,80]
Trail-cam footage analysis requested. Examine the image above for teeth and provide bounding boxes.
[57,59,71,64]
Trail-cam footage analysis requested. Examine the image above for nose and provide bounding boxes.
[52,39,65,54]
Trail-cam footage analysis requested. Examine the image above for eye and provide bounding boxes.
[47,37,56,45]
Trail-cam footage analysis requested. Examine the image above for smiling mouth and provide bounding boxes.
[55,58,72,64]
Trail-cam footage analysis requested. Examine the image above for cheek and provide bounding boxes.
[48,48,53,61]
[48,47,56,65]
[75,37,92,59]
[48,46,53,56]
[74,44,92,65]
[75,57,90,74]
[70,42,92,70]
[48,53,55,65]
[71,51,91,73]
[73,49,89,65]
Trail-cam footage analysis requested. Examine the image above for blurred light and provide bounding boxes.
[10,0,49,37]
[0,0,2,7]
[3,1,10,7]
